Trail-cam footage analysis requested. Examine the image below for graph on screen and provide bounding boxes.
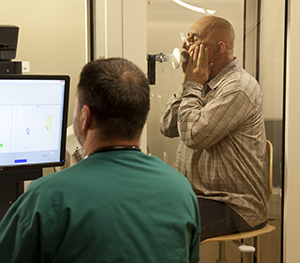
[11,105,61,152]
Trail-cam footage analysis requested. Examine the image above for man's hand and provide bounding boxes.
[183,44,214,85]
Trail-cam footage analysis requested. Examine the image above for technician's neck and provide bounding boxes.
[84,139,140,158]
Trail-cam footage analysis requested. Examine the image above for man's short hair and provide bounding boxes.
[77,58,150,141]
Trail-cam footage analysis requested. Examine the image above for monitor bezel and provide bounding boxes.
[0,74,70,181]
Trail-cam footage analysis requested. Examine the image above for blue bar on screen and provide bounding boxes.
[14,159,27,163]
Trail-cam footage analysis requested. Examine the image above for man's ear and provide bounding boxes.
[216,42,225,54]
[81,105,92,131]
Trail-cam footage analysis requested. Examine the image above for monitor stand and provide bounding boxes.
[0,60,23,221]
[0,182,23,220]
[0,61,22,74]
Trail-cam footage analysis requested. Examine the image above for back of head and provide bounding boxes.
[201,16,235,51]
[77,58,150,141]
[211,16,234,49]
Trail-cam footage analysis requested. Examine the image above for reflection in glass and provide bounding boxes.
[147,0,284,262]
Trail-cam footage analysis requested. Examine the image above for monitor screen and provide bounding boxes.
[0,75,70,175]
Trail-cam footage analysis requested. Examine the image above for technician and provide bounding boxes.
[0,58,200,262]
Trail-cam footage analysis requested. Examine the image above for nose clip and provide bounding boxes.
[179,32,190,48]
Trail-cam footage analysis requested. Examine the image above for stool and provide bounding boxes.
[200,223,276,263]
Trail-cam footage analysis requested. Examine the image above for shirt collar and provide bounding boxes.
[206,57,240,91]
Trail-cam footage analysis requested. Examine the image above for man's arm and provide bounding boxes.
[173,43,253,150]
[159,84,184,138]
[160,44,213,140]
[178,83,253,150]
[189,233,200,263]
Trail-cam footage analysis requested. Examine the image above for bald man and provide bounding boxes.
[160,16,270,241]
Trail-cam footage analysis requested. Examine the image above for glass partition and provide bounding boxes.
[147,0,285,262]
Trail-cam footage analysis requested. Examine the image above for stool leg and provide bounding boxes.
[216,241,228,263]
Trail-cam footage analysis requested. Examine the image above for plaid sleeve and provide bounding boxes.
[178,81,253,150]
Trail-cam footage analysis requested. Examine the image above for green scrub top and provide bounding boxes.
[0,150,200,263]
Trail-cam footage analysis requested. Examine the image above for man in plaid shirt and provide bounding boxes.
[160,16,269,241]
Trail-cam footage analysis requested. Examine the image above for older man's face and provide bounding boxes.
[185,21,217,64]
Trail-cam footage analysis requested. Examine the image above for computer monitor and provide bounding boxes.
[0,74,70,182]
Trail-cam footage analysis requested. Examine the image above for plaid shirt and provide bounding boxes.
[160,58,269,227]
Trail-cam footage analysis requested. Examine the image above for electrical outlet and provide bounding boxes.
[22,61,30,73]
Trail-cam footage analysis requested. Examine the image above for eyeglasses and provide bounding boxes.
[187,33,201,44]
[185,33,216,47]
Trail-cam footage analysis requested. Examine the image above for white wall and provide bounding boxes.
[0,0,87,127]
[283,0,300,262]
[0,0,87,180]
[259,0,285,120]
